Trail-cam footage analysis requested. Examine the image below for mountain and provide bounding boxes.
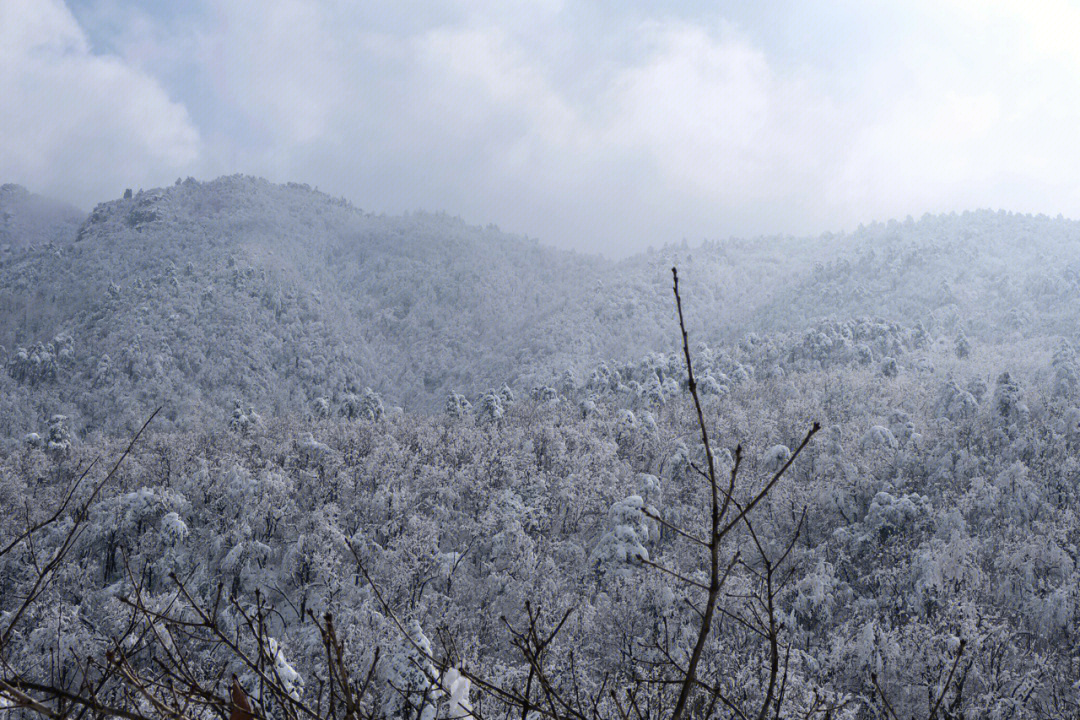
[3,175,1080,438]
[0,176,615,434]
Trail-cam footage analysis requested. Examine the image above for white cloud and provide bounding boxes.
[824,0,1080,225]
[14,1,1080,251]
[605,21,844,209]
[0,0,200,207]
[197,0,348,147]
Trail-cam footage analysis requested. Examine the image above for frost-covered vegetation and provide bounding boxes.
[4,177,1080,718]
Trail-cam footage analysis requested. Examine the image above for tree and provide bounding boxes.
[0,271,830,720]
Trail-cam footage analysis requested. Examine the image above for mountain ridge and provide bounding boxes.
[4,175,1080,438]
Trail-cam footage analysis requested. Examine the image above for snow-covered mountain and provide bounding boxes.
[0,176,615,434]
[3,175,1080,437]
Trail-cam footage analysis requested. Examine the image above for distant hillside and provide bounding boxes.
[745,212,1080,341]
[0,184,83,253]
[3,175,1080,437]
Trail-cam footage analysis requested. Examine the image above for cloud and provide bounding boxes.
[0,0,200,208]
[824,0,1080,224]
[602,21,847,227]
[175,6,831,249]
[14,1,1080,252]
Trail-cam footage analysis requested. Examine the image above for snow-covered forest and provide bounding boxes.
[5,177,1080,718]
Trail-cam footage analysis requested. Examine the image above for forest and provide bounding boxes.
[4,178,1080,718]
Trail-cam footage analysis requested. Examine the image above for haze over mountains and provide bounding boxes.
[0,183,84,253]
[2,174,1080,438]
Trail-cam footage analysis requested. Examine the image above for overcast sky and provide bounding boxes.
[4,0,1080,255]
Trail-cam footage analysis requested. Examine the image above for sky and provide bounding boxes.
[4,0,1080,255]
